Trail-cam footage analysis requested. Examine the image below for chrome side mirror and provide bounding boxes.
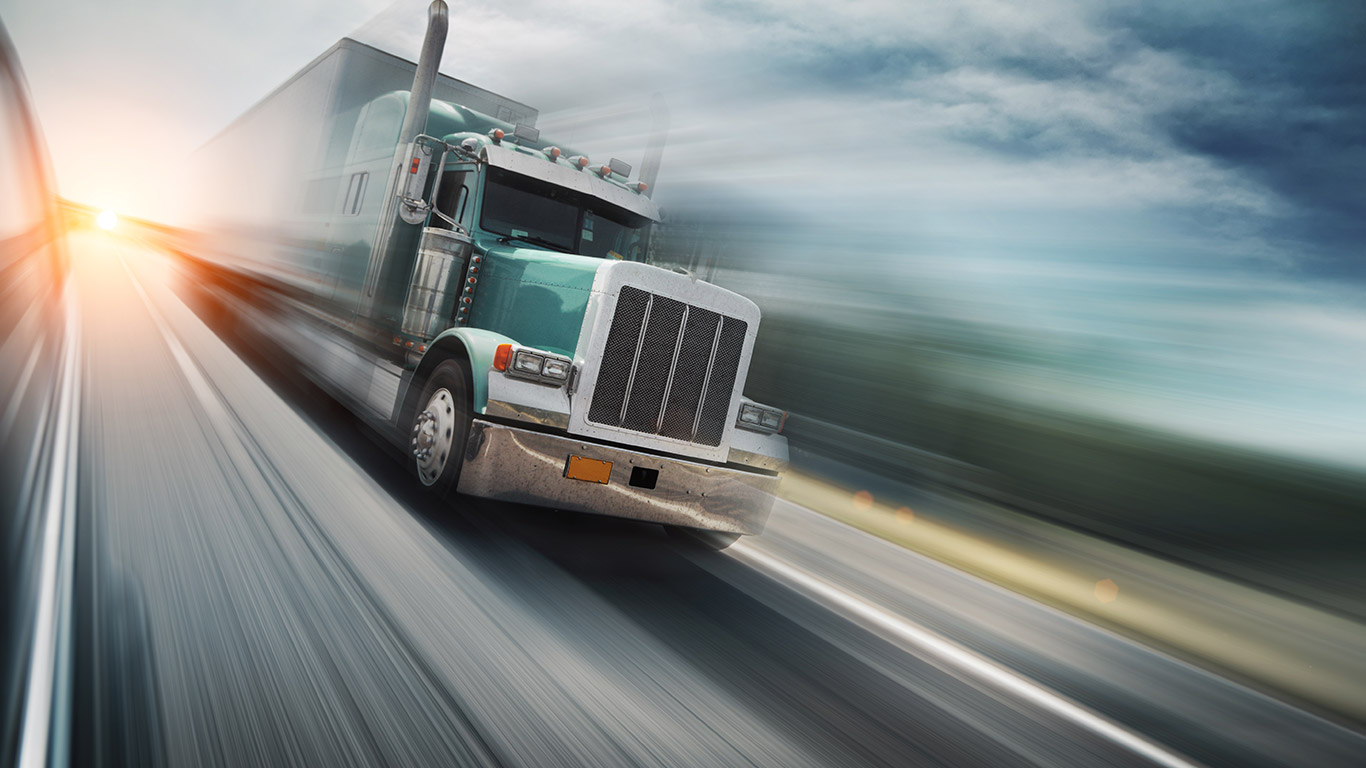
[398,140,436,224]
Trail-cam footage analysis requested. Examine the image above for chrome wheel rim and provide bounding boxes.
[412,387,456,486]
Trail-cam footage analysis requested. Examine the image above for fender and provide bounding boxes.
[400,326,517,425]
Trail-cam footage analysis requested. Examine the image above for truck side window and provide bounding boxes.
[342,172,368,216]
[433,170,468,229]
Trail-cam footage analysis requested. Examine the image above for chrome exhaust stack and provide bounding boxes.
[398,0,449,147]
[363,0,450,314]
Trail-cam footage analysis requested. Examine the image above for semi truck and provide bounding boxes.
[186,0,787,547]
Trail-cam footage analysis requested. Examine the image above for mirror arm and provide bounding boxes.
[402,134,472,233]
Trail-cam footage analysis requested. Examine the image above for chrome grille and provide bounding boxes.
[587,286,748,447]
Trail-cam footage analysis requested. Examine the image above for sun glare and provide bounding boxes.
[97,210,118,231]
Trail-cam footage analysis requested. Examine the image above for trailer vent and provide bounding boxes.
[588,286,746,447]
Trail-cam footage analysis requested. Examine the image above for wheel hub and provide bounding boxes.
[412,388,456,486]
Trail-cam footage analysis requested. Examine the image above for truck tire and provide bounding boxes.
[410,358,471,497]
[664,525,741,551]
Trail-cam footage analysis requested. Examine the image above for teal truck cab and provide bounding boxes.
[191,1,786,545]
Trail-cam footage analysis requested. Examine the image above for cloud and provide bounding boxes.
[1107,0,1366,275]
[351,0,1356,279]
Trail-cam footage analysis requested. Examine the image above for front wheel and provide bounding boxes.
[410,359,471,496]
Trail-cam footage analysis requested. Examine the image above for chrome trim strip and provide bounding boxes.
[654,304,690,433]
[726,446,788,473]
[691,314,725,442]
[618,293,653,425]
[484,398,570,430]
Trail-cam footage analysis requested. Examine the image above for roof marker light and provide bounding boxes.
[542,146,562,160]
[631,182,648,194]
[488,128,504,143]
[597,165,612,178]
[568,155,589,169]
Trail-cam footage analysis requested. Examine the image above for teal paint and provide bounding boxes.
[466,242,599,358]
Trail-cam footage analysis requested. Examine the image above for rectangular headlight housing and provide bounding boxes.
[502,345,573,387]
[512,350,544,375]
[541,357,571,380]
[736,402,785,434]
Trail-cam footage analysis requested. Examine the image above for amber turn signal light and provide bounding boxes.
[493,343,512,371]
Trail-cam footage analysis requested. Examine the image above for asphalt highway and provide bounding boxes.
[44,231,1366,766]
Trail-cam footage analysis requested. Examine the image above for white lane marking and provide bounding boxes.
[727,541,1203,768]
[17,285,81,768]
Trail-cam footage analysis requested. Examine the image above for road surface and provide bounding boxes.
[24,231,1363,766]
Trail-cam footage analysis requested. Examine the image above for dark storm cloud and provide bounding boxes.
[725,0,1364,274]
[1108,0,1366,274]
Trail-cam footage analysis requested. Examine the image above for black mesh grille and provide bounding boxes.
[620,296,684,432]
[659,308,720,441]
[694,317,747,446]
[588,286,747,448]
[587,286,649,425]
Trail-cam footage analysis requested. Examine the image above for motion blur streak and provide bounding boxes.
[16,289,79,768]
[726,541,1199,768]
[1,15,75,767]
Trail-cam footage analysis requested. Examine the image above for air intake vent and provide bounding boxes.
[587,286,747,447]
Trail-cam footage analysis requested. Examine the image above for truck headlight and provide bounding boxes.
[512,350,544,375]
[498,344,573,387]
[541,357,570,380]
[737,402,785,434]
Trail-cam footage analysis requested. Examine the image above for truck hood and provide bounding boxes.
[467,243,602,357]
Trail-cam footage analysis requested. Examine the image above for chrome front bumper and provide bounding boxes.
[456,420,780,535]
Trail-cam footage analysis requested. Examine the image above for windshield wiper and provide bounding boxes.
[497,233,572,253]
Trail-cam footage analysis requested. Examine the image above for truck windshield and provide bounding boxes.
[481,166,653,261]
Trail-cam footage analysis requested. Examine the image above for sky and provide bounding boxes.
[3,0,1363,465]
